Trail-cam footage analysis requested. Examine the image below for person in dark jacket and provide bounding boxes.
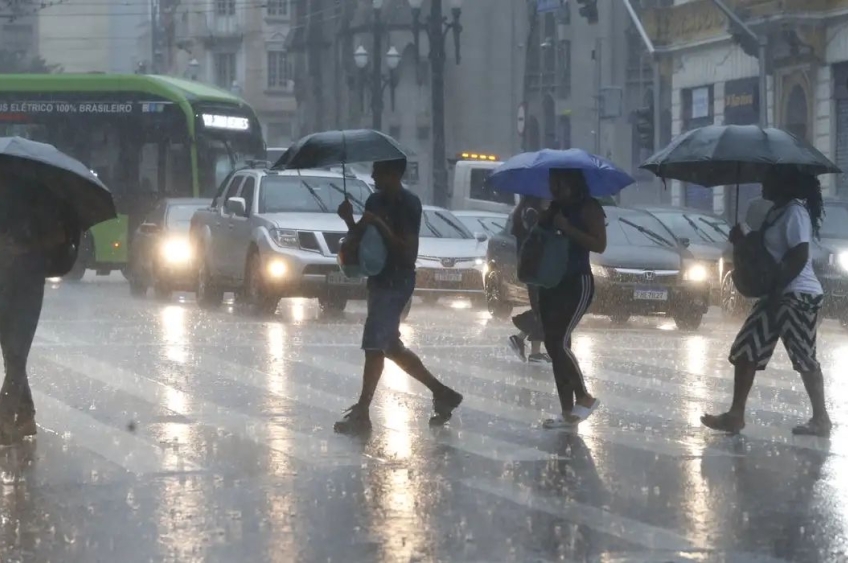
[0,179,70,445]
[507,196,551,363]
[538,169,606,428]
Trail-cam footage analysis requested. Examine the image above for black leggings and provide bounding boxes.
[0,273,44,421]
[539,274,594,413]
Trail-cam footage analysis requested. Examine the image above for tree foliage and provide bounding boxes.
[0,50,61,74]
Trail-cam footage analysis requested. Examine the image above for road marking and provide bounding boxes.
[36,332,369,469]
[462,478,790,563]
[198,355,562,463]
[32,390,198,476]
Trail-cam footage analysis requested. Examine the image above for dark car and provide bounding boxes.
[639,206,731,302]
[128,198,209,299]
[485,206,712,330]
[720,198,848,327]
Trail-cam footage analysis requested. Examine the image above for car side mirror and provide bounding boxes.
[474,232,488,243]
[139,222,160,235]
[224,197,247,217]
[679,237,691,248]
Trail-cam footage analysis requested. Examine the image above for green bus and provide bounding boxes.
[0,74,266,278]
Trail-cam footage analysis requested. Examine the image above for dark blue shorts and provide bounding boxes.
[362,275,414,352]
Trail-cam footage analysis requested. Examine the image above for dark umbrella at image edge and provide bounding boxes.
[640,125,841,187]
[0,137,116,230]
[272,129,412,170]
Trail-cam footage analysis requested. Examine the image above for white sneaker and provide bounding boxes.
[542,415,577,429]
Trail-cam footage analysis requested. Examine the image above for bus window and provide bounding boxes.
[165,142,192,197]
[469,168,514,205]
[139,143,160,197]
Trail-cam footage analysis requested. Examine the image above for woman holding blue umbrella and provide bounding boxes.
[488,149,633,427]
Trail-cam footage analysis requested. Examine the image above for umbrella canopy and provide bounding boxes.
[486,149,635,199]
[272,129,411,170]
[640,125,841,187]
[0,136,116,231]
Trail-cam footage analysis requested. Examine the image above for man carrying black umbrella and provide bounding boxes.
[335,158,463,434]
[0,179,72,445]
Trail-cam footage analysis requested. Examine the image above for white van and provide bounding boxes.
[450,154,518,214]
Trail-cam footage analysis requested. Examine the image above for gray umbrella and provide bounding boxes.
[0,136,116,230]
[640,125,841,187]
[271,129,411,170]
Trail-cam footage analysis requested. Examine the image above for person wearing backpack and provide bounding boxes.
[702,168,832,437]
[508,196,551,363]
[537,169,607,428]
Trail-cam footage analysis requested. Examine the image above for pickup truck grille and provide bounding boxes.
[323,232,345,254]
[297,231,320,252]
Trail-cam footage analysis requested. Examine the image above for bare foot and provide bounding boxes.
[701,412,745,434]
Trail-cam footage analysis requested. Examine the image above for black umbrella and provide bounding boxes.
[0,136,116,231]
[640,125,841,187]
[272,129,411,170]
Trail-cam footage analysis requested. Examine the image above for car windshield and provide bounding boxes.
[653,211,730,244]
[420,210,473,239]
[457,215,507,235]
[607,210,676,248]
[259,176,372,213]
[166,204,206,229]
[821,202,848,239]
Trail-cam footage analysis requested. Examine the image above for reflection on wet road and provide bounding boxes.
[2,278,848,562]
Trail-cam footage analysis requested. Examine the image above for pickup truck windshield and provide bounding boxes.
[259,176,372,214]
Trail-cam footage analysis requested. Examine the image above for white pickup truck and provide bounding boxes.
[189,167,373,315]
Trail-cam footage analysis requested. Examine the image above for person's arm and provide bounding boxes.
[553,201,607,253]
[769,205,811,298]
[364,199,420,259]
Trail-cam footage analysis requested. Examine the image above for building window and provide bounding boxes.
[267,0,289,17]
[267,50,290,89]
[215,52,236,89]
[556,40,570,98]
[216,0,235,16]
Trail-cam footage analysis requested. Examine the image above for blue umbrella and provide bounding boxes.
[487,148,635,198]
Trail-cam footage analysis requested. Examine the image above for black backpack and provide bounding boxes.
[731,206,789,298]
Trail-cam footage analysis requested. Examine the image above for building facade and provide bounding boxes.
[168,0,297,148]
[1,0,40,66]
[521,0,673,207]
[289,0,527,204]
[646,0,848,219]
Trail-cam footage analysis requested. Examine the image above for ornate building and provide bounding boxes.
[644,0,848,217]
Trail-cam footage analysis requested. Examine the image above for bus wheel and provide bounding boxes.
[64,233,93,282]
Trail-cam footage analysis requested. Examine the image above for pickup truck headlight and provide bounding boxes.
[838,251,848,272]
[270,229,299,248]
[683,262,709,283]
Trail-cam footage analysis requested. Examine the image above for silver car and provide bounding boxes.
[190,168,373,315]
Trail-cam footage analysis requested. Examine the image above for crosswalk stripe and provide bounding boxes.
[462,478,791,563]
[297,353,742,459]
[31,390,199,476]
[422,354,840,457]
[196,355,562,463]
[35,334,368,469]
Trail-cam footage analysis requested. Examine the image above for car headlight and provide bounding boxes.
[475,257,484,266]
[838,251,848,272]
[270,228,299,248]
[684,263,709,283]
[591,264,609,278]
[161,238,192,264]
[266,259,287,279]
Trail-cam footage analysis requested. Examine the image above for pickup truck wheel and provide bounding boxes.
[485,272,512,319]
[129,278,147,297]
[319,296,347,314]
[610,313,630,326]
[197,257,224,309]
[721,272,747,318]
[153,281,172,301]
[244,253,279,316]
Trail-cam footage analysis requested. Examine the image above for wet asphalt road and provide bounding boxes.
[2,277,848,563]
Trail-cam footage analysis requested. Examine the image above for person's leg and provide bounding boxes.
[779,295,831,436]
[551,275,596,416]
[539,286,575,417]
[702,298,778,433]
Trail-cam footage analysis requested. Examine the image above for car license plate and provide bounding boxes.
[634,288,668,301]
[435,271,463,283]
[327,272,364,285]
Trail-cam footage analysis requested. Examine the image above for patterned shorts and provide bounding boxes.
[729,293,823,373]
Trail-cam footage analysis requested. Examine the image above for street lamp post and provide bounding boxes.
[188,58,200,81]
[354,44,401,117]
[370,0,385,130]
[408,0,462,208]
